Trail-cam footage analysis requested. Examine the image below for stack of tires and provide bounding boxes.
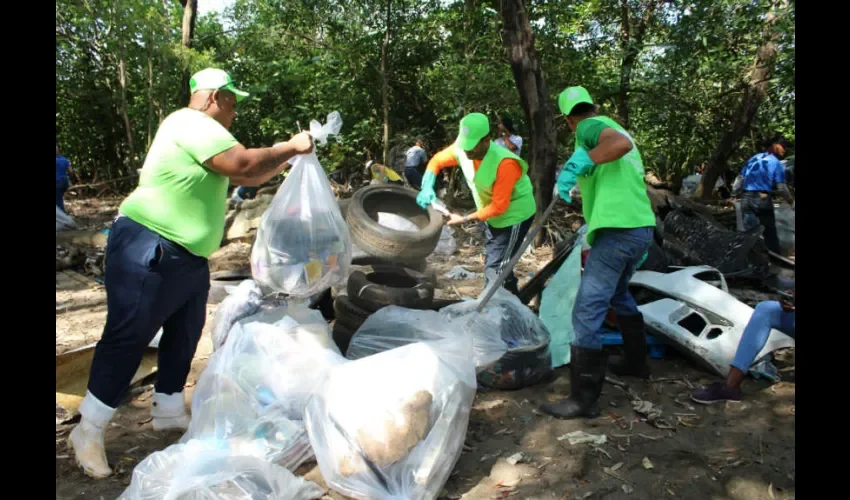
[332,184,445,353]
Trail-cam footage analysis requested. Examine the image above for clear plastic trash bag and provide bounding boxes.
[118,440,325,500]
[344,305,505,373]
[251,112,351,298]
[304,337,476,500]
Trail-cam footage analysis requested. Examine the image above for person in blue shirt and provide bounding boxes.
[731,135,793,254]
[56,144,73,212]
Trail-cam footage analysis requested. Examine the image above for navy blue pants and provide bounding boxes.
[88,216,210,408]
[573,227,653,349]
[484,215,534,295]
[236,186,259,200]
[404,167,424,190]
[56,178,69,212]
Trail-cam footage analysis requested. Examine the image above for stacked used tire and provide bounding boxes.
[332,184,444,353]
[332,265,437,354]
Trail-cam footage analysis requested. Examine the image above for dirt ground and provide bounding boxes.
[55,198,795,500]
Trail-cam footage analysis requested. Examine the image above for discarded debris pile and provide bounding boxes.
[660,207,770,278]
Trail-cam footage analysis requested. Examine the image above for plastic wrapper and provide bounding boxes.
[251,111,351,298]
[304,337,476,500]
[441,288,552,389]
[434,226,457,256]
[539,243,583,368]
[344,306,504,373]
[211,280,264,351]
[118,440,324,500]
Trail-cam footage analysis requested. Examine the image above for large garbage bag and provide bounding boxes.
[304,337,476,500]
[344,306,506,371]
[182,321,346,467]
[211,280,264,351]
[118,440,324,500]
[251,112,351,298]
[441,288,552,390]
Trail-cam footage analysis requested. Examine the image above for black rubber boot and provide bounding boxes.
[608,313,651,379]
[539,345,608,419]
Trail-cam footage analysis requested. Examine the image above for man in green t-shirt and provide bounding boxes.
[68,68,315,479]
[540,86,656,420]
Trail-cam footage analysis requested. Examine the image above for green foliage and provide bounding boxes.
[56,0,794,186]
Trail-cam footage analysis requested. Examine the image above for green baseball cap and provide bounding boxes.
[455,112,491,151]
[189,68,249,102]
[558,86,593,115]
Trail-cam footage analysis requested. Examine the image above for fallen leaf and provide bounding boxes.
[622,484,634,494]
[506,452,524,465]
[125,446,140,454]
[768,483,775,500]
[610,462,623,472]
[642,457,654,470]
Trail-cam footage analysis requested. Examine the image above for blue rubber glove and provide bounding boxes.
[557,148,596,203]
[416,171,438,209]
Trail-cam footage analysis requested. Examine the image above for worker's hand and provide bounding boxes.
[564,147,596,176]
[447,213,466,225]
[416,171,438,209]
[779,290,795,312]
[556,167,578,203]
[288,131,314,155]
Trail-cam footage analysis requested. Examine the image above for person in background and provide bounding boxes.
[404,138,428,189]
[417,112,536,295]
[731,135,793,254]
[494,117,523,156]
[56,143,74,212]
[365,160,404,186]
[692,287,795,404]
[68,68,314,479]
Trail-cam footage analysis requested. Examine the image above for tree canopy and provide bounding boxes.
[56,0,794,193]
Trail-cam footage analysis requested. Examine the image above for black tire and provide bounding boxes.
[208,268,252,304]
[351,254,429,273]
[309,288,335,320]
[345,184,443,260]
[347,266,434,312]
[332,323,356,356]
[333,295,372,331]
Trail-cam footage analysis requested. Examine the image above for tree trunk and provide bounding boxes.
[147,30,155,150]
[380,0,392,165]
[500,0,558,244]
[117,56,136,173]
[617,0,661,129]
[179,0,198,106]
[699,1,786,199]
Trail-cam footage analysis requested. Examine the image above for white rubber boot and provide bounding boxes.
[151,391,190,431]
[68,391,114,479]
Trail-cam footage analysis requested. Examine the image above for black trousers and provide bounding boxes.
[741,192,780,254]
[483,215,534,295]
